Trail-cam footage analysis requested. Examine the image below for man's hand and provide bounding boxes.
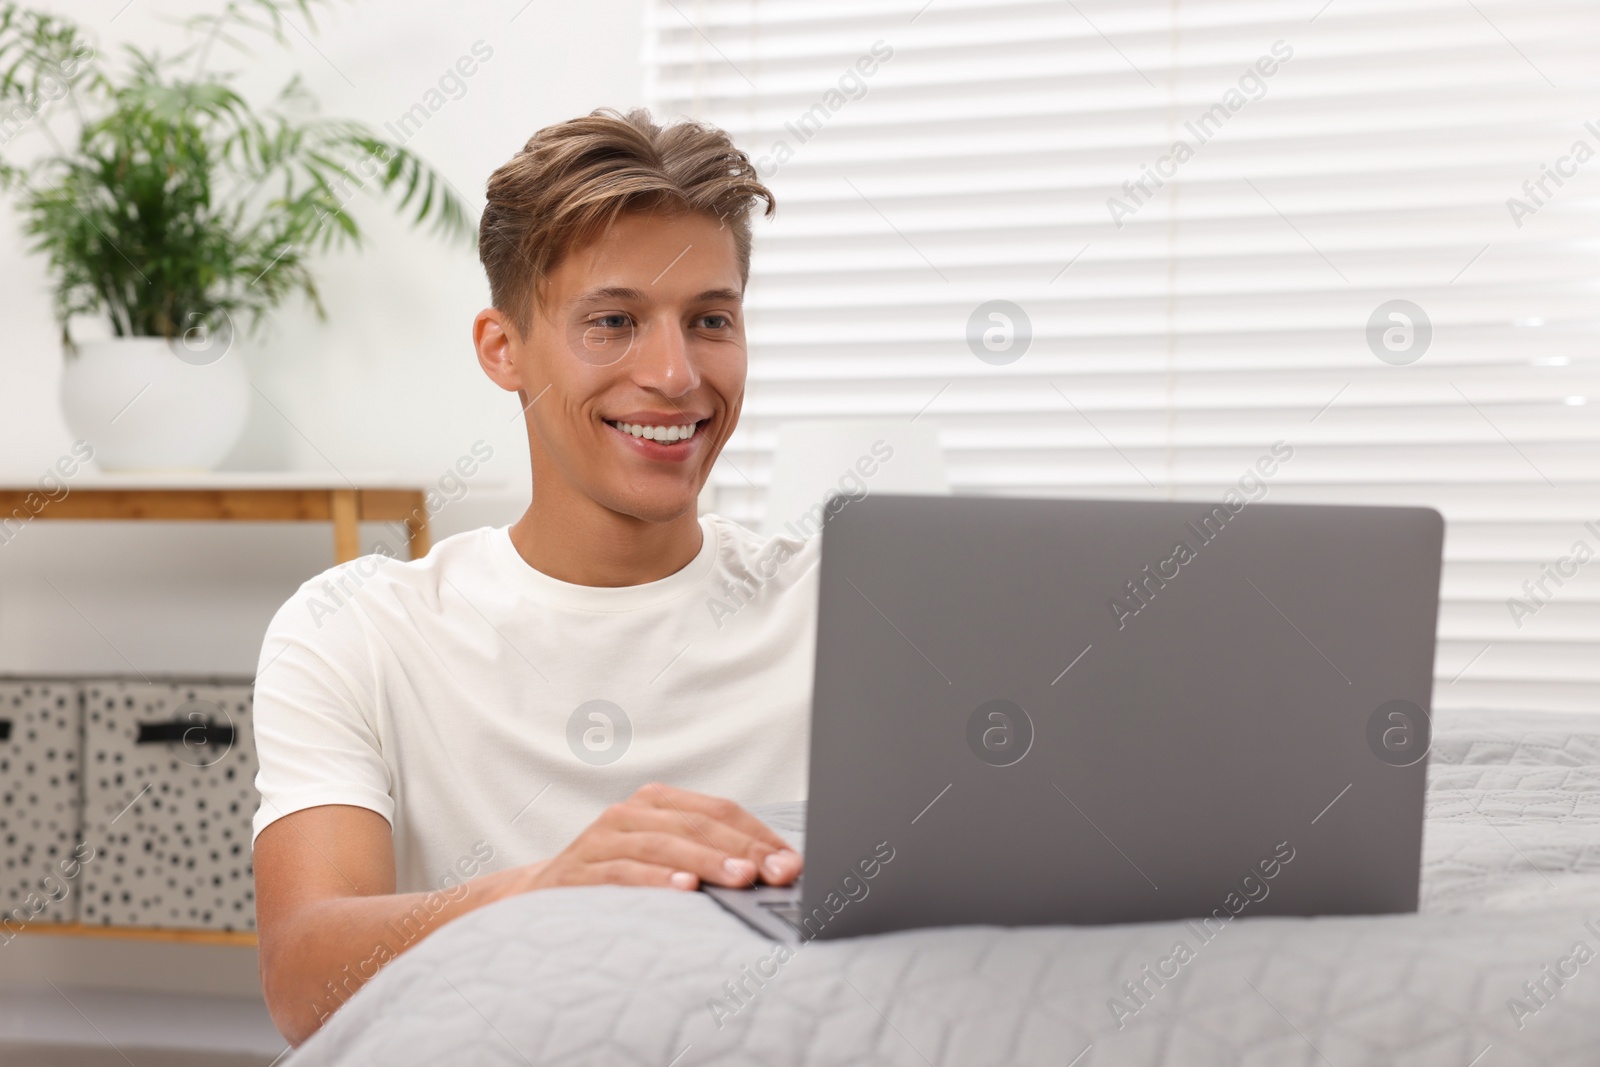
[257,788,799,1044]
[523,783,802,891]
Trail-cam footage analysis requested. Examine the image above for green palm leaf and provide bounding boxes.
[0,0,476,341]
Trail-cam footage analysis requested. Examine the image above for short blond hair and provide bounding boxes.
[478,107,775,332]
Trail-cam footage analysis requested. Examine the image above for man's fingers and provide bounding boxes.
[549,790,807,893]
[611,804,773,868]
[636,783,794,853]
[610,799,801,884]
[580,858,696,890]
[589,829,759,888]
[759,846,803,885]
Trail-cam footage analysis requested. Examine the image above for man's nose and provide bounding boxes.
[630,320,699,397]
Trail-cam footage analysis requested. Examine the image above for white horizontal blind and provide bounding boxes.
[644,0,1600,713]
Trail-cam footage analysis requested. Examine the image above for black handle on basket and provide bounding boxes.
[136,719,235,746]
[0,719,10,741]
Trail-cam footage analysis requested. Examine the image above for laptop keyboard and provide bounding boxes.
[759,900,805,933]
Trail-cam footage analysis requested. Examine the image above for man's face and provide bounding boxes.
[480,210,747,524]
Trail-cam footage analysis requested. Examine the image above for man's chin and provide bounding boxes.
[604,487,704,526]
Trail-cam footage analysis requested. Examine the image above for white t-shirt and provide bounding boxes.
[250,515,818,894]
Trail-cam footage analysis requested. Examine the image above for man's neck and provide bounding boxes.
[507,491,704,588]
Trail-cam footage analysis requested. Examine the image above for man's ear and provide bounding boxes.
[474,307,526,393]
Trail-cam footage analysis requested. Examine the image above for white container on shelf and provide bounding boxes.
[60,336,250,472]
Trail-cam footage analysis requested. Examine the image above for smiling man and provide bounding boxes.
[250,109,814,1045]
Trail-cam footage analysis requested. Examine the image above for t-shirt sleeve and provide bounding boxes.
[251,571,395,845]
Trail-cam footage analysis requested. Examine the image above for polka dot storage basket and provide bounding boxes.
[0,679,82,927]
[80,679,257,932]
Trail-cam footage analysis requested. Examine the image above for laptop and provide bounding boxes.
[707,494,1444,942]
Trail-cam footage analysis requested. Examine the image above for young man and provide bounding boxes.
[252,108,814,1045]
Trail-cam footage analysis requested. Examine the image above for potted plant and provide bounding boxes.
[0,0,470,470]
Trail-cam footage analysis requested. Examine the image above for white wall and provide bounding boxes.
[0,0,646,677]
[0,0,645,1001]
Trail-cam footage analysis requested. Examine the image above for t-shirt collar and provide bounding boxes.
[488,515,721,612]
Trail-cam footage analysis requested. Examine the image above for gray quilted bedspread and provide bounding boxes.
[286,709,1600,1066]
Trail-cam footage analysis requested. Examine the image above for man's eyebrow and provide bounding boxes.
[570,286,644,305]
[567,286,744,306]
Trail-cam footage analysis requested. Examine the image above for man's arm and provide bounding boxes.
[255,804,518,1045]
[255,785,802,1046]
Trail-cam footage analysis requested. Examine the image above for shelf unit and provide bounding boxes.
[13,922,257,947]
[0,472,436,944]
[0,472,435,563]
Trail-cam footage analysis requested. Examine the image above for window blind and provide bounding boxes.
[644,0,1600,713]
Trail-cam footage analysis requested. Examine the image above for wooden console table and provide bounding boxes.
[0,473,440,948]
[14,921,258,947]
[0,472,433,563]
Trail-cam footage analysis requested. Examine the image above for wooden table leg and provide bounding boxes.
[404,490,431,561]
[331,489,361,563]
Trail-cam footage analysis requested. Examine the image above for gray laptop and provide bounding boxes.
[707,494,1444,942]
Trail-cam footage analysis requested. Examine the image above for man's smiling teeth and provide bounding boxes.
[608,420,699,443]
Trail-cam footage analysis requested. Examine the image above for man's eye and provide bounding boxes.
[698,314,731,329]
[591,314,631,330]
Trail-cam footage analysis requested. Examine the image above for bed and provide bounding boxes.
[284,709,1600,1065]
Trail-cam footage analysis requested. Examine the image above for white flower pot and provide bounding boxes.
[60,336,250,471]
